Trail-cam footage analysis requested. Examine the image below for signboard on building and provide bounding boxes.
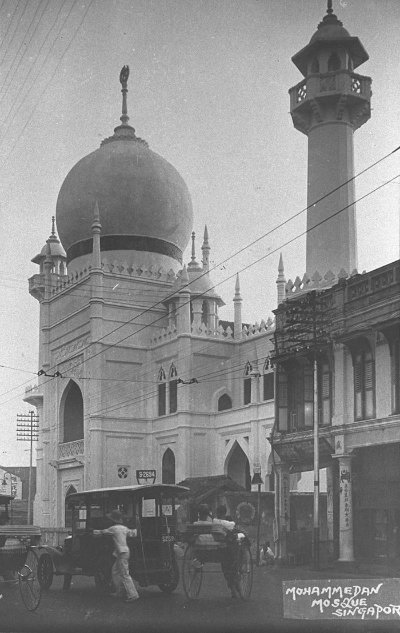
[283,579,400,620]
[136,469,156,485]
[0,469,22,499]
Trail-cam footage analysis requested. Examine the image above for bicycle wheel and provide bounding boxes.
[182,545,203,599]
[18,548,41,611]
[234,543,253,600]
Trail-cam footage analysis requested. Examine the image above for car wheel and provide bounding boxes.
[158,553,179,593]
[37,553,54,590]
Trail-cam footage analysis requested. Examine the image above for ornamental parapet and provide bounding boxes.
[290,69,371,134]
[58,439,84,460]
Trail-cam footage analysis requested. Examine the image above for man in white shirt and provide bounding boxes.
[93,509,139,602]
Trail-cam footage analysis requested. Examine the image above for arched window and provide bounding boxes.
[354,345,375,420]
[310,57,319,73]
[169,364,178,414]
[263,359,274,401]
[158,366,166,416]
[169,301,177,328]
[201,301,209,327]
[328,52,341,71]
[218,393,232,411]
[244,362,252,405]
[62,381,83,443]
[162,448,175,484]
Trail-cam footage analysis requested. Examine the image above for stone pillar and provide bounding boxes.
[274,462,290,561]
[326,462,335,559]
[335,454,355,562]
[250,370,261,403]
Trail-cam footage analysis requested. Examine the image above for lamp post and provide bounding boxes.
[251,465,263,566]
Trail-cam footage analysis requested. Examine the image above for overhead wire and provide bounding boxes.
[7,169,396,418]
[0,165,398,409]
[0,0,51,104]
[0,0,23,58]
[0,0,82,160]
[0,152,398,408]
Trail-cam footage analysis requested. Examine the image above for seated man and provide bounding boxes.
[193,504,215,546]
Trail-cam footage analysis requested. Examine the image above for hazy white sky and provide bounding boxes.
[0,0,399,466]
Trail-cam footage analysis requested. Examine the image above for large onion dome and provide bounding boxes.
[56,67,193,265]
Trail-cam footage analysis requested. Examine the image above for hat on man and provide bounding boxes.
[110,509,123,523]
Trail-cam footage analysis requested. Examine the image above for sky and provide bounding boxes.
[0,0,399,467]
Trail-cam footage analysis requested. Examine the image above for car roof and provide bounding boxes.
[66,483,189,501]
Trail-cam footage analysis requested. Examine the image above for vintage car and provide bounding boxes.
[37,484,188,594]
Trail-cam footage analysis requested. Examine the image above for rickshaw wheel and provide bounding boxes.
[233,543,253,601]
[94,560,113,594]
[37,553,54,590]
[18,549,41,611]
[158,553,179,593]
[182,544,203,599]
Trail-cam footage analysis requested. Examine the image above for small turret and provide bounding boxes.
[276,253,286,306]
[91,201,102,271]
[29,217,67,301]
[178,265,191,334]
[233,273,242,341]
[201,225,210,271]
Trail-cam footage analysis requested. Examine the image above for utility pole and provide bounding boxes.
[16,411,39,524]
[285,290,330,570]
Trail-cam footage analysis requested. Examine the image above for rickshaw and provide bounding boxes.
[37,484,188,594]
[181,522,253,600]
[0,494,42,611]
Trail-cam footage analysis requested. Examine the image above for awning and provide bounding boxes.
[271,436,334,471]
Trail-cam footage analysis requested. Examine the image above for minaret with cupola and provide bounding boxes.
[290,0,371,276]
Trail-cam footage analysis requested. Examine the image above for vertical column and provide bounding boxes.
[191,298,203,333]
[274,462,290,561]
[326,462,335,559]
[335,453,354,562]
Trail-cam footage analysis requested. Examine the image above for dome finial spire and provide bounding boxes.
[119,65,130,126]
[51,216,56,236]
[327,0,333,14]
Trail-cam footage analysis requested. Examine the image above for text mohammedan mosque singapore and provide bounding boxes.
[25,2,400,565]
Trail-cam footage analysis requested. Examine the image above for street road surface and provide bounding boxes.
[1,563,399,633]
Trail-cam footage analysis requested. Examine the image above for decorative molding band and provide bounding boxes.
[67,235,182,264]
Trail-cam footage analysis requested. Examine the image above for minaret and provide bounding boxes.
[290,0,371,276]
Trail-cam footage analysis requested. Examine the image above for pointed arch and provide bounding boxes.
[65,485,77,528]
[61,380,84,443]
[218,393,232,411]
[169,363,178,414]
[225,440,251,491]
[162,448,175,484]
[244,361,252,405]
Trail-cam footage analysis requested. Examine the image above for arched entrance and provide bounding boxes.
[65,485,77,528]
[226,441,251,491]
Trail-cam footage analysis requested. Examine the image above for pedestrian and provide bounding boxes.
[260,540,275,566]
[93,509,139,602]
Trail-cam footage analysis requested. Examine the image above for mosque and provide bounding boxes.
[25,62,278,527]
[25,0,399,568]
